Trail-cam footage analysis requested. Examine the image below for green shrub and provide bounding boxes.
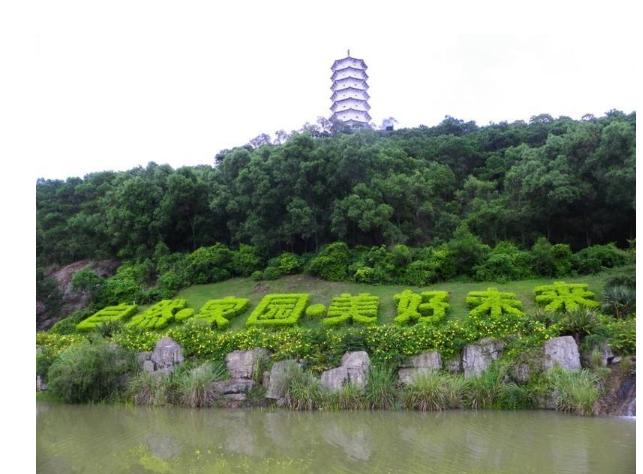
[466,288,524,318]
[394,290,449,325]
[447,224,490,276]
[231,244,263,277]
[305,303,326,318]
[604,273,635,291]
[307,242,352,281]
[322,293,379,327]
[126,299,188,329]
[473,242,533,282]
[573,243,629,274]
[98,264,146,306]
[595,316,635,355]
[71,268,105,300]
[185,244,233,284]
[545,367,601,415]
[530,237,572,277]
[353,265,378,284]
[553,309,601,341]
[534,281,599,313]
[75,303,138,331]
[273,252,304,275]
[47,341,136,403]
[262,266,282,280]
[251,270,264,281]
[601,286,635,318]
[246,293,309,327]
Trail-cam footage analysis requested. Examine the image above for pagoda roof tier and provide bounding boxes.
[332,56,367,70]
[331,98,371,112]
[331,78,369,91]
[331,109,372,121]
[331,87,370,101]
[331,67,369,81]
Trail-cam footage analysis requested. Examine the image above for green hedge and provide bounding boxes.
[322,293,379,327]
[394,290,449,325]
[246,294,309,327]
[75,304,138,331]
[305,304,326,318]
[192,297,249,329]
[126,299,187,329]
[466,288,524,318]
[534,281,599,313]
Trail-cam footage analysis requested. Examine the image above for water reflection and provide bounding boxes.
[37,404,635,474]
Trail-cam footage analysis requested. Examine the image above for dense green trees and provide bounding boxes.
[37,111,635,269]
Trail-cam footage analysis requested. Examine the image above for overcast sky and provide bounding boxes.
[3,1,639,180]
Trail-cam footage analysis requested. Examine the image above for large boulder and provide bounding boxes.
[225,349,270,380]
[543,336,581,372]
[398,351,442,385]
[150,337,184,374]
[462,338,504,378]
[265,360,301,400]
[321,351,370,392]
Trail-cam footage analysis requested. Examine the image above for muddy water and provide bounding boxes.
[37,403,635,473]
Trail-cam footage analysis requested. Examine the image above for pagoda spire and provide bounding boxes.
[330,52,371,128]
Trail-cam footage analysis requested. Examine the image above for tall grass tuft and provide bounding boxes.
[365,365,398,409]
[179,362,228,408]
[546,368,601,415]
[401,373,464,411]
[128,370,167,406]
[326,383,366,410]
[283,365,325,410]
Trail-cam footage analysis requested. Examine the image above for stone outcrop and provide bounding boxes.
[444,356,462,374]
[398,351,442,385]
[462,338,504,378]
[321,351,370,391]
[207,348,271,403]
[264,360,301,400]
[543,336,581,372]
[138,337,184,375]
[226,349,269,379]
[37,259,120,330]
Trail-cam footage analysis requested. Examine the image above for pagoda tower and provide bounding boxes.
[330,50,371,128]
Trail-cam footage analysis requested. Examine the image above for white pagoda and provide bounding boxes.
[330,50,371,128]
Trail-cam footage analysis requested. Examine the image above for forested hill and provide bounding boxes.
[37,111,635,267]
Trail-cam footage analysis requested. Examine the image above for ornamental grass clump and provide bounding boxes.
[365,365,398,409]
[326,383,366,410]
[179,362,228,408]
[401,373,464,411]
[282,365,326,410]
[546,367,601,416]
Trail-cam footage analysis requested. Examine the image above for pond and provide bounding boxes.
[37,403,635,473]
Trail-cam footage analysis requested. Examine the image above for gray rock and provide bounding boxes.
[321,367,349,391]
[265,360,301,400]
[150,337,184,373]
[224,393,247,401]
[398,351,442,385]
[225,349,269,380]
[212,378,255,395]
[142,360,155,373]
[511,363,531,384]
[321,351,371,391]
[462,338,504,378]
[36,375,47,392]
[401,351,442,369]
[137,351,152,365]
[398,368,438,385]
[543,336,581,372]
[444,356,462,374]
